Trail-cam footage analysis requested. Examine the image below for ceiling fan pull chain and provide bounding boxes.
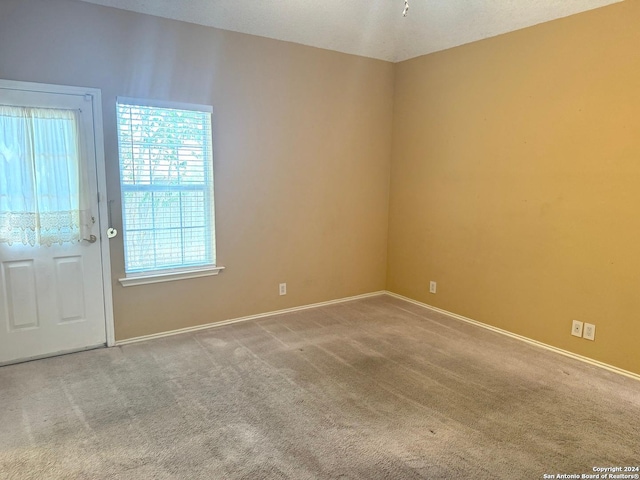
[403,0,409,17]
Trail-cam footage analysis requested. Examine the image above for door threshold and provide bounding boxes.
[0,344,107,367]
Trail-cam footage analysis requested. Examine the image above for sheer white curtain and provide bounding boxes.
[0,106,92,246]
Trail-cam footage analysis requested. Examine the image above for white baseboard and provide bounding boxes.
[384,291,640,383]
[115,289,640,383]
[115,291,386,346]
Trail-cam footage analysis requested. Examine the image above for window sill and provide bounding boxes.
[119,266,225,287]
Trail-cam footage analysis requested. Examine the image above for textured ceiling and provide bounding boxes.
[77,0,624,62]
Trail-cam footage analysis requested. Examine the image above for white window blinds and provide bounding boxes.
[116,99,216,274]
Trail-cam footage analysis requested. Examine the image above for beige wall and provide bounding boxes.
[388,1,640,374]
[0,0,393,340]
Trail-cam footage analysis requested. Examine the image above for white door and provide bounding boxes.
[0,84,107,364]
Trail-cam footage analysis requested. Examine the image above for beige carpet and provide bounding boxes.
[1,295,639,479]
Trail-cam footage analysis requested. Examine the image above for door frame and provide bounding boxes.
[0,78,115,347]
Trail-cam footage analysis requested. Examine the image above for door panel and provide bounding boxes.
[0,85,107,364]
[54,255,86,323]
[2,260,39,330]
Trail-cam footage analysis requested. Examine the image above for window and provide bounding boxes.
[0,106,92,246]
[116,98,222,285]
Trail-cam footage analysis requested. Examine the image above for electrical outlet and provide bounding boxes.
[429,281,437,294]
[279,283,287,296]
[571,320,583,338]
[583,323,596,341]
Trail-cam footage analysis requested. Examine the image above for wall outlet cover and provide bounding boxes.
[571,320,583,338]
[583,323,596,341]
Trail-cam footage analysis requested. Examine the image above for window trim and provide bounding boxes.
[116,96,222,284]
[118,265,224,287]
[117,96,213,114]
